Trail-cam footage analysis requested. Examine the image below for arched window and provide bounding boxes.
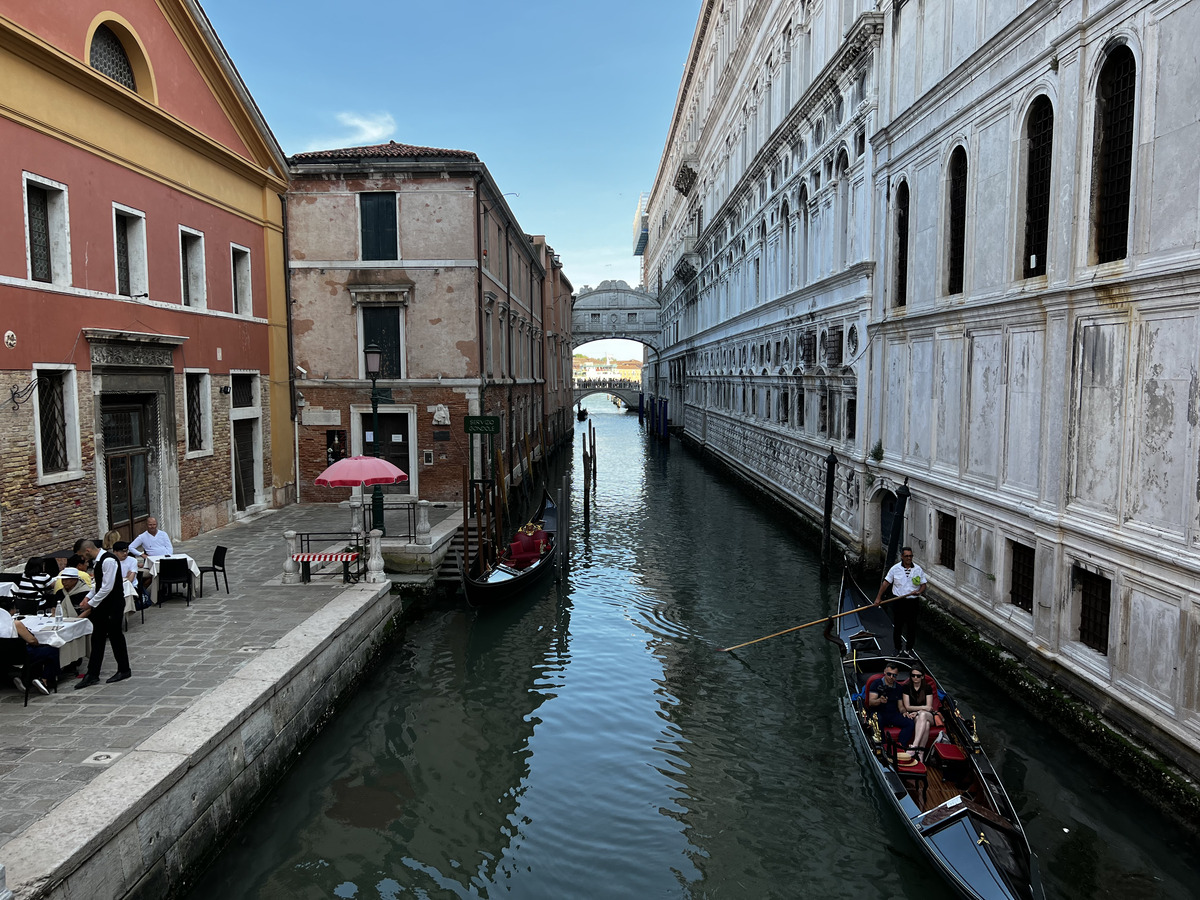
[946,146,968,295]
[796,187,809,287]
[1023,96,1054,278]
[894,179,910,307]
[1093,46,1136,264]
[90,24,137,91]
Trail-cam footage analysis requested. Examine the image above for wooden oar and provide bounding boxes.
[717,596,898,652]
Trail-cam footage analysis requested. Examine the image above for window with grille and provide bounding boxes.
[825,329,843,366]
[362,307,403,378]
[1093,46,1136,264]
[27,186,52,283]
[802,333,817,367]
[90,25,136,91]
[1010,541,1035,612]
[116,214,131,295]
[186,373,205,451]
[938,512,957,570]
[1075,566,1111,654]
[360,192,398,261]
[180,229,206,307]
[797,389,805,429]
[947,147,967,294]
[113,207,146,298]
[894,180,909,306]
[818,392,828,433]
[38,371,68,474]
[1023,97,1054,278]
[845,398,856,441]
[779,389,789,424]
[232,374,256,408]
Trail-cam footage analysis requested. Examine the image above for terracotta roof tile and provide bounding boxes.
[289,141,478,163]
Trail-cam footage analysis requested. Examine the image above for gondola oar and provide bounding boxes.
[716,596,898,653]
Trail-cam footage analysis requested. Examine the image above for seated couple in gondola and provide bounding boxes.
[866,662,938,761]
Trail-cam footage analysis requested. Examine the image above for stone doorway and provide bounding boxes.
[102,400,154,540]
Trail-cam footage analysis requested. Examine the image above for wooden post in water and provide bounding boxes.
[822,448,838,565]
[582,433,590,527]
[590,421,597,486]
[462,465,471,575]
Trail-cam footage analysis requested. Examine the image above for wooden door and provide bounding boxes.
[363,412,411,495]
[103,404,150,540]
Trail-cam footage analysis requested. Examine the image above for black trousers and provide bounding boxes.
[892,595,920,652]
[85,598,130,679]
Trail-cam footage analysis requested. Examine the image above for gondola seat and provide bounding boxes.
[507,540,541,570]
[863,672,946,747]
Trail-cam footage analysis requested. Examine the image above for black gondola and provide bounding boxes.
[834,570,1044,900]
[461,491,557,609]
[576,404,588,421]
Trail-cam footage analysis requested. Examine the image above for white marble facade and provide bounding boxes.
[644,0,1200,776]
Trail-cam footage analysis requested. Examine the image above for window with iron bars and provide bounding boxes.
[801,333,817,368]
[1093,46,1136,264]
[232,374,256,408]
[946,147,968,295]
[186,373,205,452]
[38,371,68,473]
[1075,566,1111,654]
[937,512,957,570]
[1009,540,1035,612]
[1023,97,1054,278]
[894,180,909,306]
[825,329,843,367]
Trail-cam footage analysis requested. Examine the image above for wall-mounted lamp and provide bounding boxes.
[220,385,232,395]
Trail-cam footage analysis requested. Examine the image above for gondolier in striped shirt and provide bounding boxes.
[872,547,927,654]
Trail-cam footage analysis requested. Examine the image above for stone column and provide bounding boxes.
[367,529,386,583]
[416,500,432,546]
[282,530,301,585]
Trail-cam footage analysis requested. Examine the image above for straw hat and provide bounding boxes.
[895,750,919,767]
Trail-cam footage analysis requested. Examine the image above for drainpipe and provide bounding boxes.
[280,192,299,503]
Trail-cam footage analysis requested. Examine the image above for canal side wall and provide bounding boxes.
[2,580,398,900]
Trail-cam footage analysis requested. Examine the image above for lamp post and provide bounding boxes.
[364,342,385,536]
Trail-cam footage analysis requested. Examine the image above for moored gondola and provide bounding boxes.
[834,570,1044,900]
[461,491,557,609]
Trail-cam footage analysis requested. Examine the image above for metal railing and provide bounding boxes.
[294,532,366,583]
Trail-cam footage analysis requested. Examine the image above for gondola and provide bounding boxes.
[833,570,1044,900]
[576,404,588,421]
[461,491,557,609]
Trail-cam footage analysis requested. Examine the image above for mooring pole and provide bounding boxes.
[884,477,911,571]
[822,447,837,565]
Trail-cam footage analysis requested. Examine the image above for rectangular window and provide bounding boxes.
[24,174,70,285]
[825,328,844,366]
[362,306,403,378]
[1076,566,1111,654]
[797,389,806,429]
[779,389,789,424]
[360,192,398,261]
[845,398,856,440]
[627,312,637,323]
[33,365,82,483]
[180,227,206,307]
[938,512,957,570]
[231,374,256,408]
[231,245,252,315]
[38,371,68,473]
[184,371,212,456]
[802,333,817,368]
[590,313,601,323]
[1010,541,1035,613]
[818,392,828,433]
[114,205,148,298]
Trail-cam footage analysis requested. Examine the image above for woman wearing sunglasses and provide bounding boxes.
[900,666,937,759]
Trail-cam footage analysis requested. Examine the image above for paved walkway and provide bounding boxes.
[0,502,415,851]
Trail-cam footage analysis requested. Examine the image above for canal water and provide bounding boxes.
[187,398,1199,899]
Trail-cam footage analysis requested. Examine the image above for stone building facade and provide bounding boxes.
[644,0,1200,778]
[286,143,574,508]
[0,1,292,567]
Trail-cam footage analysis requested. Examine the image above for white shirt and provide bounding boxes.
[129,529,173,557]
[885,561,927,598]
[0,607,16,639]
[85,553,121,608]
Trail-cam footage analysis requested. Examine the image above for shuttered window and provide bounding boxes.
[360,192,398,261]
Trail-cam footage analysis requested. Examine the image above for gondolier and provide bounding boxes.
[873,546,926,653]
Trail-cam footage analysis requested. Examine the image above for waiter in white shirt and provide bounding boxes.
[76,540,132,688]
[128,517,174,557]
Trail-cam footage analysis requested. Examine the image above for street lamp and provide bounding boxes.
[364,342,385,535]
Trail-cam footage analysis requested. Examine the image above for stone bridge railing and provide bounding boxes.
[573,378,642,392]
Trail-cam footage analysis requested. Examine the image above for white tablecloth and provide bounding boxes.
[0,583,12,598]
[19,614,93,665]
[145,554,200,603]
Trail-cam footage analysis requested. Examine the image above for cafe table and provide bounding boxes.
[17,612,93,669]
[142,553,201,605]
[0,583,12,599]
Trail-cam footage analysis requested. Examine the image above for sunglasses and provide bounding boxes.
[910,673,922,678]
[883,671,897,678]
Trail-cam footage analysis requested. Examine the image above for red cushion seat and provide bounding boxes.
[933,743,966,763]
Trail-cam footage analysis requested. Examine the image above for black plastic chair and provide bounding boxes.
[157,558,192,607]
[0,573,22,584]
[1,637,33,707]
[197,546,228,598]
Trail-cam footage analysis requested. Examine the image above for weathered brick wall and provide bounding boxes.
[297,384,474,504]
[176,374,232,540]
[0,370,98,569]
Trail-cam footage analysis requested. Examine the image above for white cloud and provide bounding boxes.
[303,111,396,151]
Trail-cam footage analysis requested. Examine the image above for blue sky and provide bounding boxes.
[203,0,699,359]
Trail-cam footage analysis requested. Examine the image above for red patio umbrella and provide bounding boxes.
[314,455,409,487]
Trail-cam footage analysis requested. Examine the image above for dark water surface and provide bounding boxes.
[187,399,1198,899]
